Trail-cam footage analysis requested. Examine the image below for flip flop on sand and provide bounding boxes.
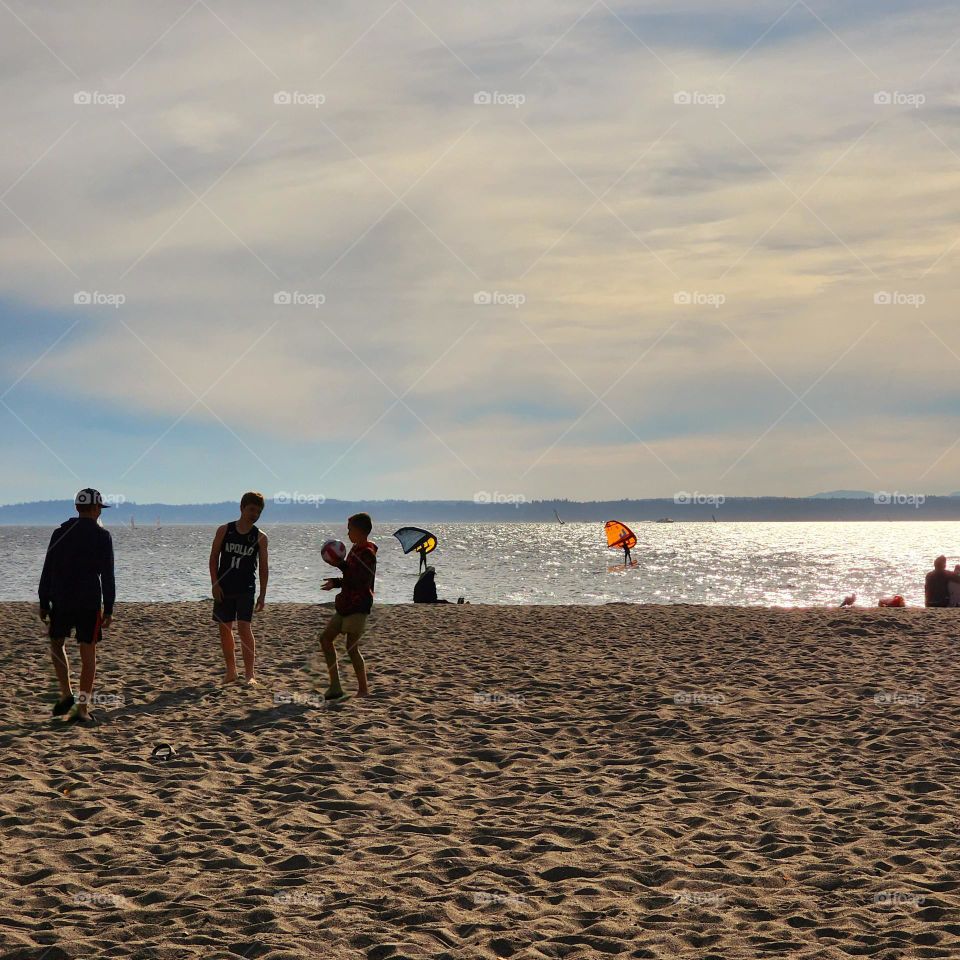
[151,743,177,762]
[66,708,98,726]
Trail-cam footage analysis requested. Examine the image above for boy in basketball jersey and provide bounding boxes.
[209,492,269,684]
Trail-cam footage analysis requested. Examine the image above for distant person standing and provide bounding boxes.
[209,492,269,684]
[38,488,116,723]
[923,555,960,607]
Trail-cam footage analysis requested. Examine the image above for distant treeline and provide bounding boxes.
[3,496,960,524]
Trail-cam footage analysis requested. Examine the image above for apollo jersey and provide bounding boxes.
[216,521,260,596]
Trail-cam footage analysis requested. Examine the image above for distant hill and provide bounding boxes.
[809,490,873,499]
[4,496,960,524]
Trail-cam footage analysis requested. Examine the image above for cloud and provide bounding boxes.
[3,0,960,502]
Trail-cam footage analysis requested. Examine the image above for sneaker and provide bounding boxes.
[52,694,75,717]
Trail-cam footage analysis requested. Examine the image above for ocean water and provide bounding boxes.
[3,520,959,607]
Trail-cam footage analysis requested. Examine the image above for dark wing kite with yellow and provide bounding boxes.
[393,527,437,556]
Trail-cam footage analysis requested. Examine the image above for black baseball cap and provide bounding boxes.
[75,488,111,508]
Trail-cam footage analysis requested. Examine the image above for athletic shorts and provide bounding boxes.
[49,609,103,645]
[324,612,368,638]
[213,594,255,624]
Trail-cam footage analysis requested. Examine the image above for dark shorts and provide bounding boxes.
[213,594,255,624]
[49,609,102,645]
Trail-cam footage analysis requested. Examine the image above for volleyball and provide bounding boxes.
[321,539,347,566]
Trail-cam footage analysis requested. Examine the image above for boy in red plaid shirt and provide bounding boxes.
[320,513,376,700]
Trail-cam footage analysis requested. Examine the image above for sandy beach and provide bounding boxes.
[1,601,958,958]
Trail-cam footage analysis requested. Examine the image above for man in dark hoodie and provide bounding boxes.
[38,488,116,722]
[320,512,376,700]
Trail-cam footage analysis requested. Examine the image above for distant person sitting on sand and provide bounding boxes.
[923,555,960,607]
[38,488,116,723]
[951,566,960,607]
[320,513,377,701]
[413,565,450,603]
[209,492,269,685]
[413,567,465,604]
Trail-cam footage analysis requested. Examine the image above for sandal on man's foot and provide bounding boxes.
[67,707,98,726]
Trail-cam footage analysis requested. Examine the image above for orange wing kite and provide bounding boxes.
[604,520,637,550]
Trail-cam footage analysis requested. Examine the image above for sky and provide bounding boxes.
[2,0,960,505]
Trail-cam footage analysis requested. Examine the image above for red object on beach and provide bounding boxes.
[878,595,905,607]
